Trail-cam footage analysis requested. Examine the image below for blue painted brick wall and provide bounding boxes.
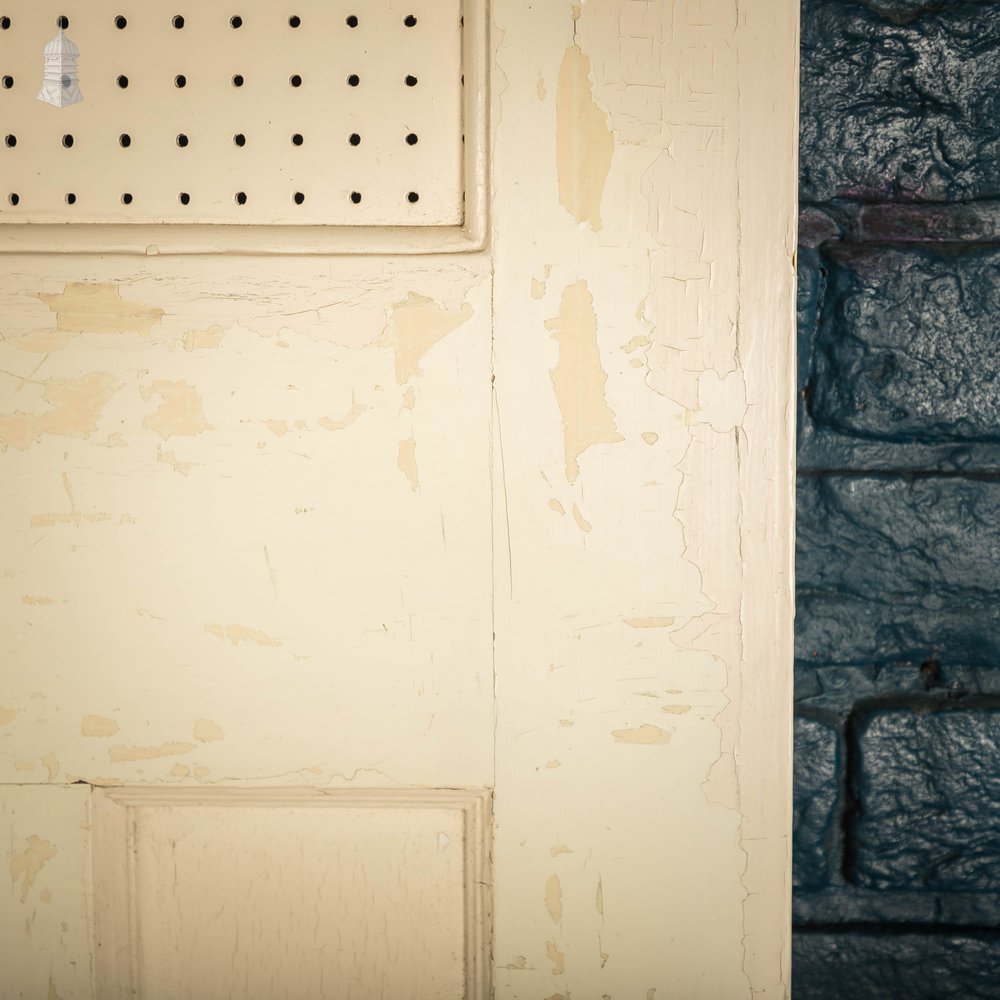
[795,0,1000,994]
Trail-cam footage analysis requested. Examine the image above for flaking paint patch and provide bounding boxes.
[545,874,563,923]
[383,293,473,385]
[8,835,57,902]
[546,940,567,975]
[662,705,692,715]
[319,396,367,431]
[596,877,604,916]
[194,719,226,743]
[550,843,574,857]
[109,741,196,763]
[141,380,211,439]
[0,372,121,450]
[38,282,164,336]
[642,432,659,445]
[182,324,226,352]
[624,616,675,629]
[81,715,119,738]
[612,724,672,745]
[265,420,289,437]
[548,498,566,516]
[21,595,54,605]
[41,752,59,781]
[0,706,19,726]
[556,43,613,231]
[205,623,281,647]
[48,978,64,1000]
[572,503,592,533]
[502,956,528,970]
[545,282,623,483]
[398,437,420,492]
[157,446,196,476]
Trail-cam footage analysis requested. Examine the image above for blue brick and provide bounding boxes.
[794,716,842,890]
[794,931,1000,1000]
[801,0,1000,203]
[809,246,1000,445]
[797,475,1000,666]
[853,707,1000,891]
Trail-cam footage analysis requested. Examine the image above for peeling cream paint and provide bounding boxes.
[41,753,59,781]
[546,940,566,975]
[182,324,226,352]
[38,282,164,336]
[571,504,592,533]
[544,875,563,924]
[623,616,675,629]
[0,372,121,450]
[318,396,367,431]
[204,623,281,648]
[109,742,196,763]
[662,705,692,715]
[397,437,420,492]
[611,725,671,746]
[383,292,473,385]
[81,716,119,738]
[20,595,54,606]
[545,282,623,484]
[548,499,566,515]
[550,844,573,858]
[141,380,211,439]
[0,706,19,726]
[596,877,604,916]
[556,43,613,230]
[501,956,528,970]
[157,446,196,476]
[8,835,57,903]
[641,432,659,445]
[194,719,226,743]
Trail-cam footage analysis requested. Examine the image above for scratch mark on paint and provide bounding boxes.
[81,715,119,738]
[38,282,164,335]
[383,292,473,385]
[8,835,57,902]
[397,436,420,492]
[624,616,675,629]
[205,623,281,647]
[545,282,623,483]
[546,940,567,976]
[572,503,592,533]
[263,546,279,598]
[194,719,226,743]
[596,876,605,916]
[182,324,226,352]
[141,380,211,439]
[612,724,672,745]
[0,372,121,450]
[545,874,563,923]
[556,42,613,230]
[109,741,196,763]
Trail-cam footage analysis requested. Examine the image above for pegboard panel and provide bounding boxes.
[0,1,471,235]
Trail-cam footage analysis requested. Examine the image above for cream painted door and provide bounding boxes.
[0,2,798,998]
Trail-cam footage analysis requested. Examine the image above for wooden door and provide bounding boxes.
[0,1,798,997]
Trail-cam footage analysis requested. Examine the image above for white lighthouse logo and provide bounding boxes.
[37,30,83,107]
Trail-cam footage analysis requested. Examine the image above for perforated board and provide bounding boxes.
[0,1,471,236]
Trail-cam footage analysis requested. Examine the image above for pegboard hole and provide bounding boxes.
[293,191,305,205]
[405,75,418,87]
[232,74,244,87]
[349,133,361,146]
[288,15,300,27]
[235,191,247,205]
[4,134,15,147]
[291,133,304,146]
[119,133,131,147]
[172,15,185,28]
[346,15,358,27]
[117,75,129,88]
[65,192,76,204]
[407,191,419,203]
[406,133,418,145]
[1,15,11,28]
[1,76,13,89]
[230,15,242,28]
[176,133,189,147]
[121,192,133,205]
[175,74,187,88]
[404,14,417,26]
[8,192,19,205]
[56,14,68,29]
[179,192,190,205]
[233,133,246,146]
[289,74,302,87]
[115,15,127,29]
[61,134,74,148]
[347,74,360,87]
[350,191,362,204]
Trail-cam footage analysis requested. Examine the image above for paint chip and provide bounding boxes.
[0,706,19,726]
[204,623,281,647]
[624,616,675,629]
[546,940,566,976]
[109,741,196,763]
[81,715,119,738]
[8,835,57,902]
[194,719,226,743]
[545,874,563,923]
[141,380,211,439]
[397,436,420,492]
[38,282,164,336]
[182,324,226,352]
[383,292,473,385]
[612,724,672,745]
[572,503,592,533]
